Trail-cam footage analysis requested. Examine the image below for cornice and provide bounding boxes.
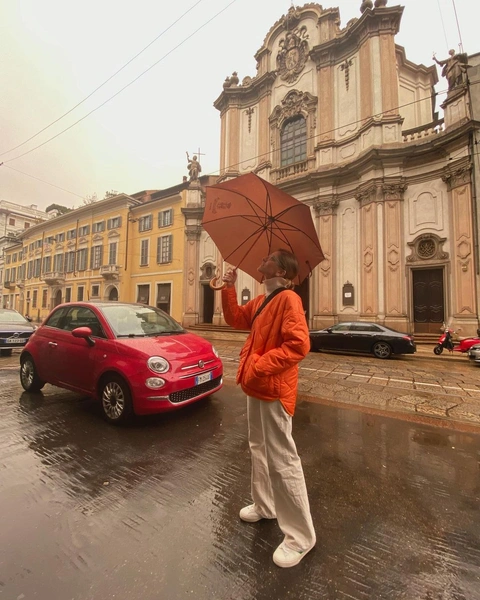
[213,72,276,113]
[310,5,403,66]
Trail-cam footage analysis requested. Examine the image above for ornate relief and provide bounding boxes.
[200,262,216,281]
[340,59,353,90]
[382,182,407,200]
[313,199,339,216]
[407,234,448,263]
[355,185,377,207]
[276,27,309,84]
[442,163,472,190]
[245,107,254,133]
[185,226,202,241]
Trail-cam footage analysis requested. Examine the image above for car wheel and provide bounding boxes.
[1,349,13,357]
[433,345,443,355]
[372,341,392,359]
[99,374,134,424]
[20,354,45,392]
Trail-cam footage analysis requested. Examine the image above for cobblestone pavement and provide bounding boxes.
[197,336,480,428]
[3,338,480,428]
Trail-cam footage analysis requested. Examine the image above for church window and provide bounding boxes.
[280,116,306,166]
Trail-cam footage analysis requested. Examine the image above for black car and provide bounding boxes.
[0,309,36,356]
[309,321,416,359]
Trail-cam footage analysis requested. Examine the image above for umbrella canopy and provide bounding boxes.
[203,173,324,285]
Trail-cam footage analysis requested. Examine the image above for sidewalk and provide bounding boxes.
[194,333,480,429]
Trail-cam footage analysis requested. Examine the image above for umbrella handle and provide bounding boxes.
[209,276,225,291]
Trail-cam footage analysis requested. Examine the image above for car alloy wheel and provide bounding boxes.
[100,375,133,424]
[20,355,45,392]
[372,341,392,359]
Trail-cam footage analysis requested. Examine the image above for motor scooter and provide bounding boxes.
[433,324,480,355]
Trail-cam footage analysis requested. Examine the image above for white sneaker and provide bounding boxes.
[273,540,315,568]
[239,504,274,523]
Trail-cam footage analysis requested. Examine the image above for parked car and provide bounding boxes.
[0,308,37,356]
[467,343,480,365]
[309,321,416,359]
[20,302,223,423]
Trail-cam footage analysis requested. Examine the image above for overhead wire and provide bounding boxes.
[3,80,479,202]
[0,0,206,158]
[1,0,238,164]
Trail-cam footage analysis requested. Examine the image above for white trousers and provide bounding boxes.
[247,396,316,551]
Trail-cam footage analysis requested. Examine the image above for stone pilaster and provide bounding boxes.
[312,198,338,328]
[356,185,379,317]
[442,162,476,322]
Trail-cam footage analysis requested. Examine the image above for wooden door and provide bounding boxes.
[412,269,444,333]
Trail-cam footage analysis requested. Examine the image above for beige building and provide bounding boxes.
[183,1,480,338]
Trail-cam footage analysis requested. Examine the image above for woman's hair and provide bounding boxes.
[272,249,298,288]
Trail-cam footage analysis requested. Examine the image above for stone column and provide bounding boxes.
[312,198,338,328]
[181,183,203,327]
[382,182,408,328]
[442,162,477,324]
[356,185,379,318]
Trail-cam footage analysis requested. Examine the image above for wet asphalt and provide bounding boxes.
[1,350,480,600]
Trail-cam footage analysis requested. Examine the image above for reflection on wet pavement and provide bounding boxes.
[1,368,480,600]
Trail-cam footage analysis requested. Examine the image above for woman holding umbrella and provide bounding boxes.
[221,249,316,568]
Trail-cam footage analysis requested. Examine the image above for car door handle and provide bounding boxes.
[48,342,58,347]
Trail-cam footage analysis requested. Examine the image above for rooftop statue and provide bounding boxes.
[433,49,469,90]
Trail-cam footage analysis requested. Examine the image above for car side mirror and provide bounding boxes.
[71,326,95,346]
[25,316,32,322]
[326,327,333,333]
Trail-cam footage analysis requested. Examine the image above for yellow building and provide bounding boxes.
[1,181,200,324]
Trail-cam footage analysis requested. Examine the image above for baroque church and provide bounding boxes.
[182,1,480,337]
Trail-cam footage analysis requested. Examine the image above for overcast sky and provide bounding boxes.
[0,0,477,211]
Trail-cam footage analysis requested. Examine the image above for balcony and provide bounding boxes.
[42,271,65,286]
[3,281,14,290]
[100,264,120,280]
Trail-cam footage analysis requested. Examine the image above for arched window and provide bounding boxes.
[280,116,307,166]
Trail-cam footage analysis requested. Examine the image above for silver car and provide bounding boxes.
[468,343,480,365]
[0,309,36,356]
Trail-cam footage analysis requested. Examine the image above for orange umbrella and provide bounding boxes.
[203,173,324,287]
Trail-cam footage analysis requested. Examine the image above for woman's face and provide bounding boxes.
[257,252,285,280]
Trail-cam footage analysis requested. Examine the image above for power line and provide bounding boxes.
[2,0,238,164]
[451,0,464,53]
[1,164,85,199]
[0,1,205,158]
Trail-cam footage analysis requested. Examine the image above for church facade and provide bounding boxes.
[184,1,480,337]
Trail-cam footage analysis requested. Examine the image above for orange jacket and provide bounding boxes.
[221,286,310,415]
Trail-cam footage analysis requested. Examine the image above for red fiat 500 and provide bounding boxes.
[20,302,223,424]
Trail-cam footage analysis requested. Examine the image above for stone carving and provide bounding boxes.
[442,164,472,190]
[313,199,339,216]
[276,27,309,84]
[186,153,201,181]
[433,50,469,90]
[374,0,387,7]
[340,59,353,91]
[245,107,254,133]
[407,234,448,263]
[360,0,373,12]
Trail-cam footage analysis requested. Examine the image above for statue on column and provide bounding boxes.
[433,49,469,90]
[186,152,201,182]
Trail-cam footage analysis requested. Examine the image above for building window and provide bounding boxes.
[139,215,153,232]
[65,288,72,303]
[107,217,122,230]
[9,218,15,226]
[140,240,149,266]
[27,262,33,279]
[65,251,76,273]
[43,256,52,273]
[45,236,55,245]
[67,229,77,240]
[91,284,100,297]
[280,116,307,166]
[24,222,30,229]
[108,242,117,265]
[158,209,173,228]
[157,235,172,264]
[76,248,88,271]
[53,253,64,273]
[137,284,149,304]
[32,290,38,309]
[78,225,90,236]
[5,255,11,265]
[12,253,17,262]
[56,232,65,243]
[4,269,10,283]
[10,267,16,282]
[77,286,84,301]
[91,245,103,269]
[42,289,48,308]
[92,221,105,233]
[33,259,41,278]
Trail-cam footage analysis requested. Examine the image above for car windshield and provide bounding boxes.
[0,310,29,324]
[101,304,184,337]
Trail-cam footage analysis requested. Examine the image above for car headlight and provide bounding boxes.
[211,345,219,358]
[146,377,166,389]
[147,356,170,373]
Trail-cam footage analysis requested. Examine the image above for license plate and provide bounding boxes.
[4,338,25,344]
[195,372,212,385]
